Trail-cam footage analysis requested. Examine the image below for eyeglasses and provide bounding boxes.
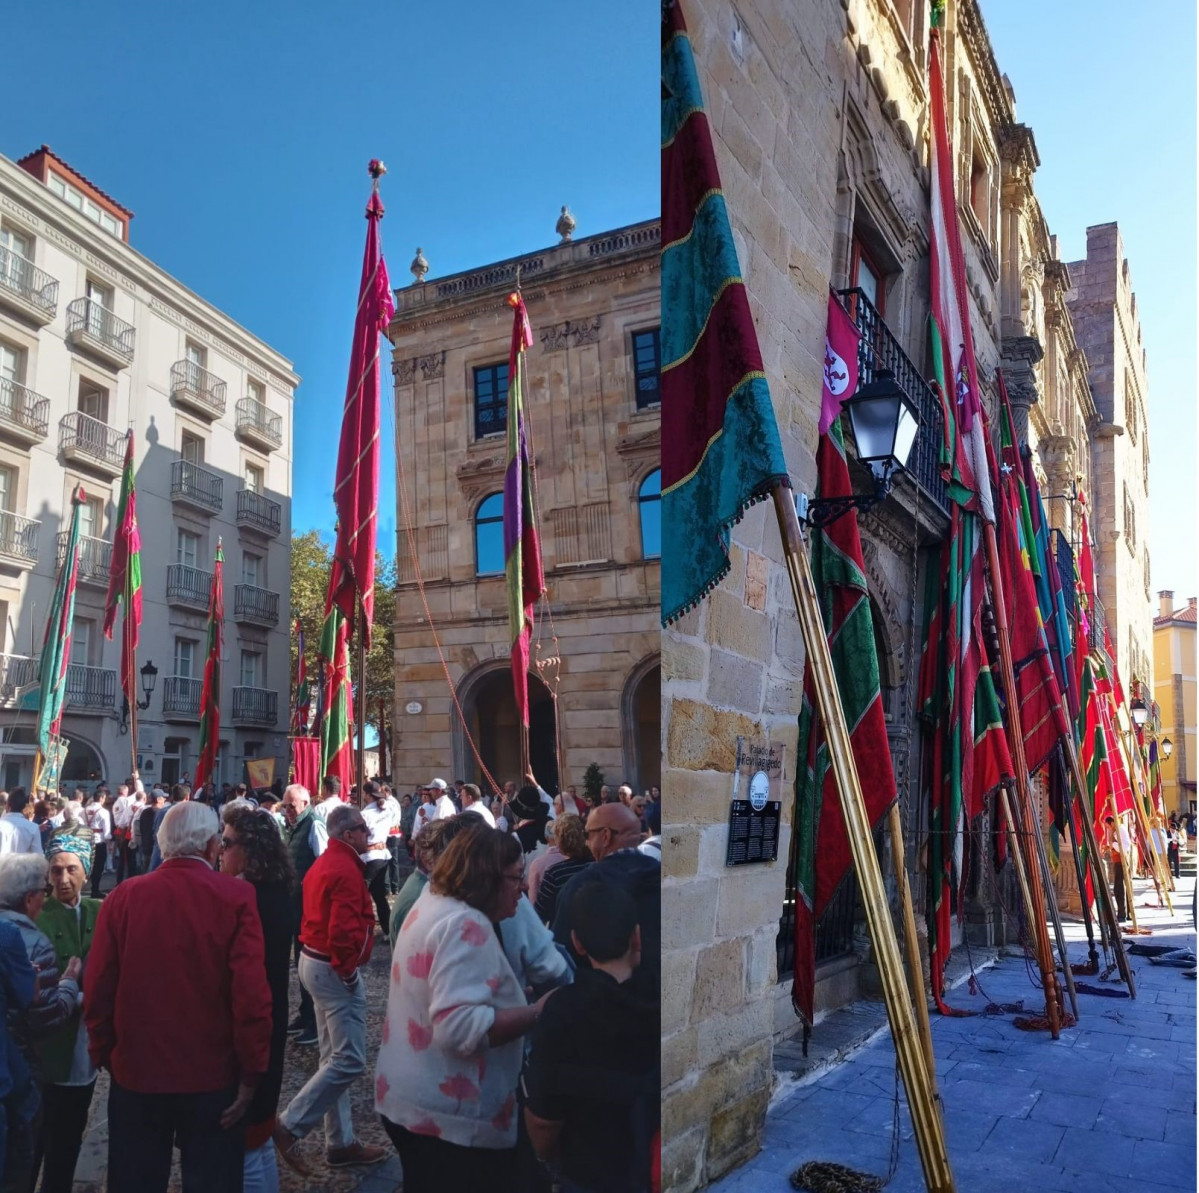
[219,837,240,850]
[585,826,609,838]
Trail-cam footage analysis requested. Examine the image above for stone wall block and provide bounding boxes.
[662,947,699,1037]
[664,877,719,952]
[706,648,765,712]
[662,1025,700,1090]
[665,698,761,773]
[661,1124,706,1193]
[692,936,747,1021]
[664,824,701,879]
[715,864,787,938]
[707,590,770,663]
[706,1086,770,1181]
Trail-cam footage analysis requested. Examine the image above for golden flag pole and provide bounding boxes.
[772,486,955,1193]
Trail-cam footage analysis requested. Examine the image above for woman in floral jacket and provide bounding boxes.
[375,823,554,1192]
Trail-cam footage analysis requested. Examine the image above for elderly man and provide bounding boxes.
[0,789,42,856]
[84,802,271,1192]
[309,776,345,857]
[274,804,385,1173]
[281,784,322,1045]
[551,803,660,995]
[427,777,457,820]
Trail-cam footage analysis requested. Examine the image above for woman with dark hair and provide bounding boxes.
[220,805,295,1193]
[375,826,555,1192]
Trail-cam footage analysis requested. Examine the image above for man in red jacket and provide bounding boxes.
[274,803,386,1173]
[84,800,271,1192]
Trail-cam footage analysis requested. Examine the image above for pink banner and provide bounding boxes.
[292,737,321,794]
[820,293,860,435]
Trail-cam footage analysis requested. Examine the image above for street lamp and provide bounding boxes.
[1130,695,1149,729]
[801,370,921,528]
[119,660,159,734]
[1162,737,1174,761]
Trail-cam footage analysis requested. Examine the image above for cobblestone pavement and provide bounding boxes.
[708,872,1197,1193]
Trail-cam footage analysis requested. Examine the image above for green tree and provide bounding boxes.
[289,530,396,750]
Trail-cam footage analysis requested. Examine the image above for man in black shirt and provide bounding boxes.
[524,883,659,1193]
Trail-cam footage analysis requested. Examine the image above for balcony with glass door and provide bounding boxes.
[235,398,282,451]
[63,664,117,712]
[65,299,135,369]
[58,411,126,478]
[162,676,202,720]
[233,687,278,726]
[235,487,282,537]
[170,360,227,420]
[0,247,59,326]
[170,459,223,515]
[233,584,280,628]
[165,563,212,612]
[56,532,112,588]
[0,512,40,570]
[0,378,50,446]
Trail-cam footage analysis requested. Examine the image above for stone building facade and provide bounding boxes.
[389,221,660,796]
[661,2,1149,1189]
[0,147,296,792]
[1153,591,1196,818]
[1066,223,1155,693]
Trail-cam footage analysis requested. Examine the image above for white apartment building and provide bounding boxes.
[0,146,296,793]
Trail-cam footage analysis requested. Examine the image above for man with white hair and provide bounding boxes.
[84,801,272,1191]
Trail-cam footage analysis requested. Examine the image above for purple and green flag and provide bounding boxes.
[193,541,224,791]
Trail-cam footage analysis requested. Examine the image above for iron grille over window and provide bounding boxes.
[473,363,509,439]
[632,329,661,408]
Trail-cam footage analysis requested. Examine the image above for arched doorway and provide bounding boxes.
[455,664,559,794]
[61,736,104,786]
[621,657,660,793]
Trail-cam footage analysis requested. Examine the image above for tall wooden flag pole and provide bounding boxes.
[981,523,1064,1036]
[1111,713,1174,913]
[774,487,954,1192]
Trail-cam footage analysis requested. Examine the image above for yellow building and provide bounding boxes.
[1153,591,1196,816]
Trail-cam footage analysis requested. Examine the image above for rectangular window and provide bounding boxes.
[632,329,661,409]
[181,431,204,464]
[247,378,264,405]
[245,463,264,494]
[0,342,22,384]
[72,618,93,666]
[0,225,32,260]
[78,380,108,423]
[239,650,261,688]
[176,529,200,569]
[0,465,16,512]
[851,237,885,316]
[174,638,196,679]
[85,279,111,308]
[473,362,509,439]
[49,174,122,237]
[186,341,206,369]
[79,496,103,539]
[242,552,262,586]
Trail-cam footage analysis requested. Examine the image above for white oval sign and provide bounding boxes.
[405,701,423,715]
[749,770,770,811]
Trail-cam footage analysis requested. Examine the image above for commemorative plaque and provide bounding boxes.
[725,737,784,867]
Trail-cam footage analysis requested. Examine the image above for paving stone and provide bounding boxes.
[1028,1089,1103,1130]
[1053,1124,1136,1178]
[1129,1138,1198,1188]
[976,1114,1065,1164]
[1095,1095,1168,1141]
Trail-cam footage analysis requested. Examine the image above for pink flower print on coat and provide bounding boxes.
[410,1116,443,1137]
[391,960,402,985]
[486,975,503,993]
[406,905,419,926]
[406,949,434,979]
[376,1073,390,1103]
[381,1016,391,1045]
[460,918,490,946]
[439,1072,481,1111]
[492,1091,516,1132]
[407,1019,434,1051]
[476,1054,488,1084]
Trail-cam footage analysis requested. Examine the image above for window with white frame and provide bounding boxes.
[242,552,262,587]
[79,496,103,539]
[181,431,205,464]
[239,650,262,688]
[0,225,33,290]
[174,638,196,679]
[47,173,124,238]
[72,617,94,666]
[176,528,200,569]
[0,341,23,386]
[77,379,108,423]
[247,377,265,405]
[245,463,264,494]
[0,464,16,512]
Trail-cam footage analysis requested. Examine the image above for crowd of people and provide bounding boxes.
[0,768,662,1192]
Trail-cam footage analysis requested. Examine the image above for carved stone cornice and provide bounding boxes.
[419,351,446,381]
[393,357,417,385]
[1036,433,1077,484]
[540,316,602,352]
[997,123,1040,180]
[959,0,1015,130]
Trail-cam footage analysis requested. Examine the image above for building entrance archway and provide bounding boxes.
[454,665,558,795]
[622,657,660,794]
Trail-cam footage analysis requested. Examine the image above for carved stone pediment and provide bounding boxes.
[455,453,506,502]
[539,316,602,352]
[615,426,660,480]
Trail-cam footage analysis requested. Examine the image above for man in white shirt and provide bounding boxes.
[361,780,399,935]
[310,775,346,857]
[427,778,456,821]
[89,793,113,897]
[111,782,141,883]
[459,783,496,828]
[0,789,42,855]
[410,788,437,842]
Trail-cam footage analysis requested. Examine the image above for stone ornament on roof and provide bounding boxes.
[555,205,576,243]
[410,247,429,283]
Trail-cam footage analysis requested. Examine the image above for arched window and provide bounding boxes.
[475,493,505,576]
[638,470,661,560]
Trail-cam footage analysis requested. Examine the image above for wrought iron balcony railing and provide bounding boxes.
[0,512,40,564]
[0,378,50,441]
[64,664,116,710]
[165,563,212,610]
[59,411,126,472]
[0,654,38,704]
[233,583,280,627]
[1052,530,1076,623]
[836,288,949,516]
[233,687,277,725]
[170,459,223,513]
[66,299,135,362]
[57,532,113,586]
[235,398,283,449]
[0,247,59,318]
[170,360,227,418]
[163,676,202,716]
[235,488,282,536]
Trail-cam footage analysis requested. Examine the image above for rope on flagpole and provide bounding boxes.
[386,357,502,797]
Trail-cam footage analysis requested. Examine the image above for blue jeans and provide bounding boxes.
[242,1140,279,1193]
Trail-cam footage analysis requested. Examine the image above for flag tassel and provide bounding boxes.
[771,484,955,1193]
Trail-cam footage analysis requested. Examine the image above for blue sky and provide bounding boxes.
[985,1,1197,601]
[1,0,658,556]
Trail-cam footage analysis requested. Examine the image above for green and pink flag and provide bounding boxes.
[102,429,142,718]
[193,541,224,791]
[503,291,544,728]
[36,486,85,757]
